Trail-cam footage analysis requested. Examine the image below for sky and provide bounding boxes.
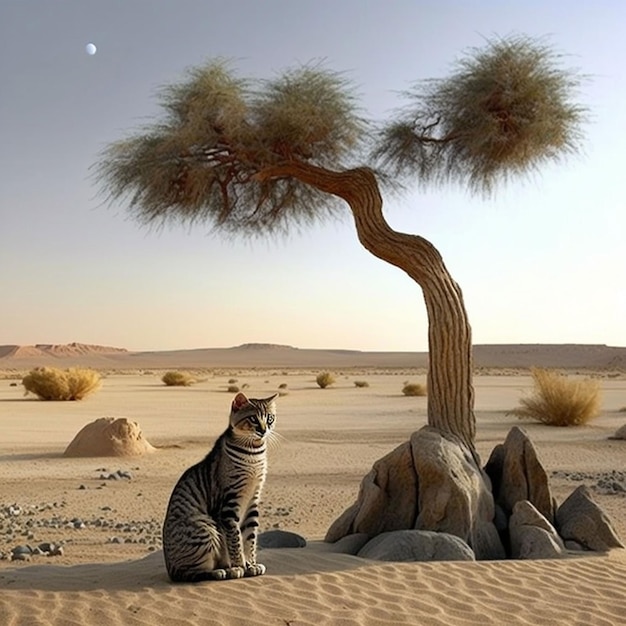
[1,1,624,352]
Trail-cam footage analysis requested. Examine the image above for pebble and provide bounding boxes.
[551,469,626,495]
[0,498,162,561]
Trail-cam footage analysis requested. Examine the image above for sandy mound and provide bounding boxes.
[63,417,156,457]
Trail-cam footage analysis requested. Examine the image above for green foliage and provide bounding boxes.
[316,372,336,389]
[22,367,101,401]
[95,36,584,234]
[162,371,196,387]
[402,382,427,397]
[374,35,585,194]
[94,61,363,236]
[354,380,369,388]
[509,368,601,426]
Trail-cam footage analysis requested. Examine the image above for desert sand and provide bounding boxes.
[1,358,625,625]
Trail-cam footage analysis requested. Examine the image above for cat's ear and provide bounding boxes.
[232,392,249,412]
[265,393,279,403]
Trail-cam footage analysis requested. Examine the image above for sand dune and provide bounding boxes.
[1,371,625,625]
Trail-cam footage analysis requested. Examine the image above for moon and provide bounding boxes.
[85,43,97,56]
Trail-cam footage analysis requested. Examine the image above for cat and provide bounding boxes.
[162,392,278,582]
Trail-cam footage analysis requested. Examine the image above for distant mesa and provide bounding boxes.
[0,342,128,359]
[233,343,297,350]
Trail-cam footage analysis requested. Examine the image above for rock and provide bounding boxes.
[325,440,418,541]
[556,485,625,551]
[609,424,626,440]
[358,530,475,562]
[322,533,370,555]
[485,426,554,524]
[258,530,306,549]
[509,500,565,559]
[64,417,156,457]
[411,427,505,560]
[326,426,504,560]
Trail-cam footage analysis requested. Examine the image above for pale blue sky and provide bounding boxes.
[1,1,624,352]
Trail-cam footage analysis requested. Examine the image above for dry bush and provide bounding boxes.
[316,372,336,389]
[162,371,196,387]
[354,380,369,388]
[510,368,601,426]
[22,367,101,401]
[227,384,240,393]
[402,382,427,397]
[228,378,238,384]
[278,383,288,389]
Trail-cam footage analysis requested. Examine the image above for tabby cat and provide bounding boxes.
[163,392,278,582]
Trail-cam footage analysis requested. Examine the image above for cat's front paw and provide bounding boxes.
[211,566,246,580]
[245,563,266,577]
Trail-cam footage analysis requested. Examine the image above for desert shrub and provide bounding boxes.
[228,378,238,384]
[316,372,336,389]
[22,367,101,401]
[162,371,196,387]
[509,368,601,426]
[354,380,369,388]
[402,382,427,397]
[619,406,626,413]
[278,383,288,389]
[227,384,240,393]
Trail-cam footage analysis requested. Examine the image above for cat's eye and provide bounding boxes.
[266,415,275,425]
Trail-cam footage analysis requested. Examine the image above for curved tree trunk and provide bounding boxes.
[255,163,476,454]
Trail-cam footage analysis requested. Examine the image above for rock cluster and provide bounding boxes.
[552,469,626,495]
[0,500,162,562]
[326,425,624,562]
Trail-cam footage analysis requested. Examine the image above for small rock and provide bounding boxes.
[556,485,625,551]
[258,530,306,549]
[609,424,626,440]
[11,545,32,556]
[358,530,476,562]
[323,533,370,555]
[509,500,565,559]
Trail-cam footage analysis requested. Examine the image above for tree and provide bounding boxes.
[95,36,584,457]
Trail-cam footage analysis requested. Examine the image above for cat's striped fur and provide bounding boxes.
[163,392,277,582]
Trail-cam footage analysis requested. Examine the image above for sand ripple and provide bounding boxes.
[1,548,625,626]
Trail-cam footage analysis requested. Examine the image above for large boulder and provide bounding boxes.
[556,485,625,551]
[325,440,418,541]
[326,426,505,560]
[411,427,505,560]
[64,417,156,457]
[509,500,565,559]
[358,529,475,562]
[485,426,554,524]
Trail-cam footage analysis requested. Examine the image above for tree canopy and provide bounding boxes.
[95,35,585,236]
